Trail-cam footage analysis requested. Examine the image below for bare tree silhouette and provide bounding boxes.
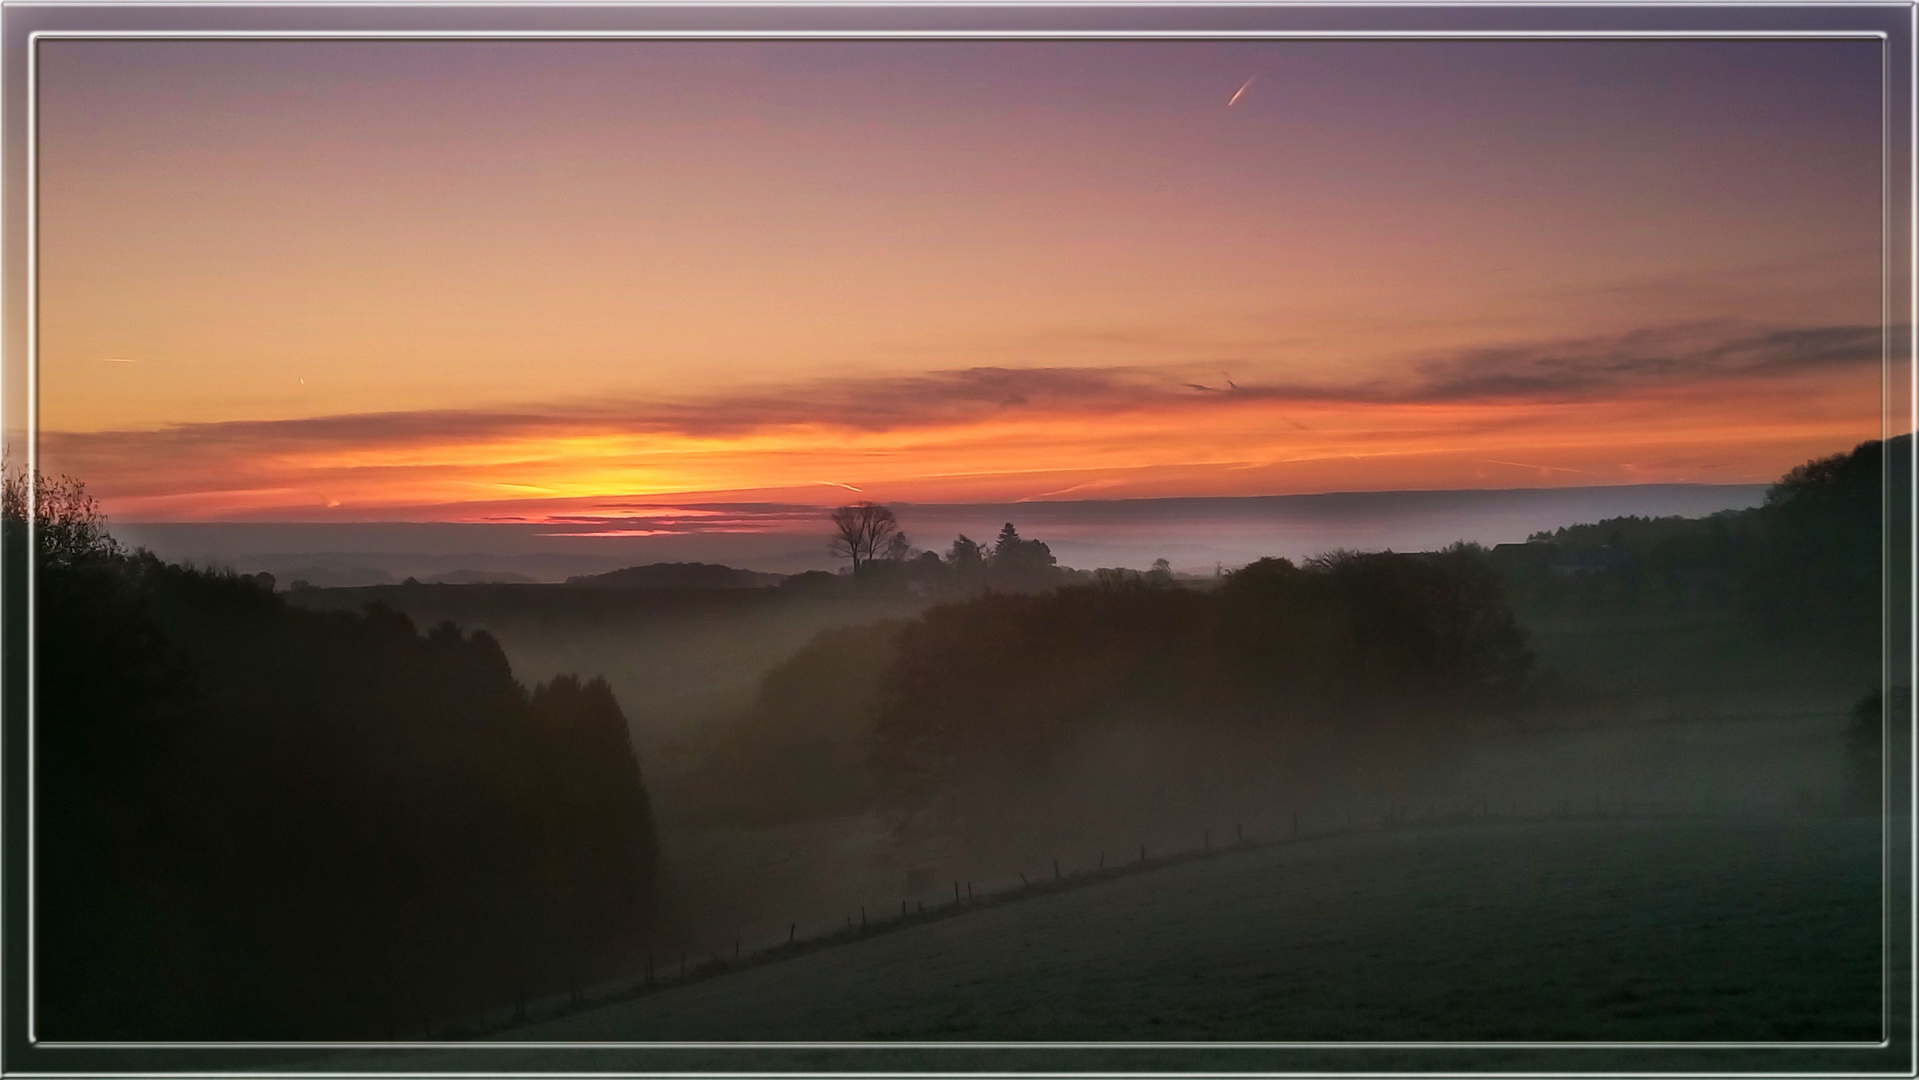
[829,502,904,572]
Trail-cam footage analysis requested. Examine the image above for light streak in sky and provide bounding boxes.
[1478,459,1599,475]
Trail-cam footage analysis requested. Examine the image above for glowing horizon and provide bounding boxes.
[45,358,1876,523]
[32,39,1888,523]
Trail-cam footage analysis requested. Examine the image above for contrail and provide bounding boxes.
[1477,458,1598,475]
[1019,479,1116,502]
[815,481,863,492]
[1227,77,1254,107]
[95,357,139,363]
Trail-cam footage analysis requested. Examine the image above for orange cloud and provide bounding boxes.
[38,320,1886,522]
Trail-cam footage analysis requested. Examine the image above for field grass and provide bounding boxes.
[620,705,1857,972]
[504,815,1880,1043]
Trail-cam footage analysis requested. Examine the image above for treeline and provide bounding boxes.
[710,543,1530,840]
[810,512,1077,595]
[871,544,1530,845]
[562,561,785,590]
[13,477,658,1039]
[1494,436,1903,650]
[704,620,907,823]
[715,438,1901,838]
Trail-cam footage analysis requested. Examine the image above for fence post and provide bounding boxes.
[1292,810,1299,837]
[955,881,961,903]
[788,923,796,944]
[1139,843,1146,864]
[1204,829,1210,850]
[1054,859,1061,879]
[1236,822,1243,843]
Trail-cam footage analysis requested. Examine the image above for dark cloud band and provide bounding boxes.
[42,320,1882,486]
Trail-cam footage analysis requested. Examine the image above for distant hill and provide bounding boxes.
[564,562,785,590]
[423,568,540,585]
[278,565,398,589]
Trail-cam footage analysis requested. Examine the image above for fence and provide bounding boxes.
[432,790,1820,1038]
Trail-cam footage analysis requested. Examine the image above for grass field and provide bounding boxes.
[504,815,1880,1043]
[620,705,1857,973]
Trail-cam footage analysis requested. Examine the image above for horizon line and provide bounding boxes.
[107,479,1774,526]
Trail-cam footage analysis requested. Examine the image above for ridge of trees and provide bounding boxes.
[700,620,909,823]
[730,439,1900,840]
[11,471,659,1039]
[710,538,1530,839]
[1496,436,1905,644]
[563,561,784,590]
[867,542,1531,848]
[828,509,1075,594]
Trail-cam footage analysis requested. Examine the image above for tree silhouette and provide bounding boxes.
[985,522,1059,586]
[3,467,122,566]
[871,545,1534,848]
[991,522,1023,562]
[15,470,662,1039]
[947,534,983,570]
[882,529,913,563]
[829,502,903,572]
[1745,439,1887,638]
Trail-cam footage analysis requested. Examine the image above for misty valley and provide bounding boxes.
[17,438,1901,1047]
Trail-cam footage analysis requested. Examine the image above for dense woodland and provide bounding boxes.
[713,543,1533,848]
[11,477,659,1039]
[1493,435,1901,641]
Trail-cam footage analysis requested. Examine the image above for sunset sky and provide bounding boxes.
[35,37,1887,526]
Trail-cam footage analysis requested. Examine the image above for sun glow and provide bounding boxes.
[31,37,1886,530]
[54,365,1880,522]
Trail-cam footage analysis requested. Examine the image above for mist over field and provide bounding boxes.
[18,422,1903,1066]
[23,429,1904,1054]
[20,23,1907,1069]
[268,444,1892,1048]
[112,483,1767,584]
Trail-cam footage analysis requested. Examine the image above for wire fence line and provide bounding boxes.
[434,792,1822,1039]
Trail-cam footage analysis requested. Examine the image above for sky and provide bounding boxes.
[34,37,1888,529]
